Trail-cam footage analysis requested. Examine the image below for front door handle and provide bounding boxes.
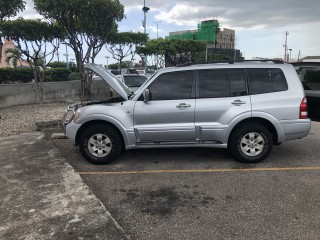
[176,103,191,110]
[231,100,246,106]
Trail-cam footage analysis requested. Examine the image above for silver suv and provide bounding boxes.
[63,61,311,164]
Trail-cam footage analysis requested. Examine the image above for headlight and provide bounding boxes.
[64,109,75,123]
[73,111,80,122]
[63,104,78,124]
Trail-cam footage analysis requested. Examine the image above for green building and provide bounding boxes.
[167,19,220,42]
[167,19,242,61]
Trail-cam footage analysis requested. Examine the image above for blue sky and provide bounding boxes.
[19,0,320,65]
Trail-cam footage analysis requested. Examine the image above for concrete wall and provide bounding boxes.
[0,80,112,108]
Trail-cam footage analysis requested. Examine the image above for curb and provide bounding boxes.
[35,120,63,131]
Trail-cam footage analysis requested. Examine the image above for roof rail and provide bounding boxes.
[177,59,284,67]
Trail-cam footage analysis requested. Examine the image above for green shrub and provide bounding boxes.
[0,68,34,84]
[47,61,67,68]
[68,72,81,80]
[0,67,72,84]
[306,70,320,82]
[44,68,71,82]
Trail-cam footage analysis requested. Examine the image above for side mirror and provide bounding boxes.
[143,89,151,102]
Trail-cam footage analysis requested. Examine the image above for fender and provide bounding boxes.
[75,113,136,147]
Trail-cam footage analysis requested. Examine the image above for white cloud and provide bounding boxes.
[16,0,40,19]
[15,0,320,60]
[150,0,320,29]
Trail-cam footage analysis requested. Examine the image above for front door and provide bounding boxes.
[134,70,195,142]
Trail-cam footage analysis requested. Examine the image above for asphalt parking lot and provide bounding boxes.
[53,121,320,240]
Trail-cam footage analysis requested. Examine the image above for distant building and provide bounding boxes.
[301,56,320,62]
[0,39,29,68]
[166,19,242,61]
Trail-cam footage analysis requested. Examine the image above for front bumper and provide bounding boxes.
[63,103,80,133]
[64,122,82,146]
[62,104,81,145]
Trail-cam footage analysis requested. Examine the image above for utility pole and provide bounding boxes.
[288,49,292,62]
[298,50,301,62]
[153,21,162,38]
[64,44,69,69]
[105,56,110,69]
[283,31,289,62]
[56,49,60,62]
[0,38,3,64]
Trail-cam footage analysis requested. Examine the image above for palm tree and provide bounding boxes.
[5,48,22,68]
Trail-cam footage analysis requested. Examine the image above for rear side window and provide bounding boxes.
[198,69,247,98]
[248,68,288,95]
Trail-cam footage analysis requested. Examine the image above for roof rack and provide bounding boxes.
[177,59,284,67]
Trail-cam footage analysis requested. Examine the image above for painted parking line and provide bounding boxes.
[78,166,320,175]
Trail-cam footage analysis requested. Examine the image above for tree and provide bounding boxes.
[34,0,125,100]
[195,53,230,62]
[0,0,25,64]
[136,38,167,69]
[0,0,25,20]
[5,48,22,68]
[136,39,207,67]
[1,18,64,101]
[106,32,148,73]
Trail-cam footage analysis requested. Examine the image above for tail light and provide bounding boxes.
[300,97,308,119]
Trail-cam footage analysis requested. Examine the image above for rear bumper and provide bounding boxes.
[280,119,311,141]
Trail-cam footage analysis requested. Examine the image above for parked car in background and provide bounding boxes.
[127,68,138,74]
[117,74,148,92]
[292,62,320,121]
[93,72,148,93]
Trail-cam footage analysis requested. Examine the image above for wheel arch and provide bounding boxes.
[228,117,280,145]
[75,120,125,149]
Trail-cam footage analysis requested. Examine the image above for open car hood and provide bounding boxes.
[84,63,131,100]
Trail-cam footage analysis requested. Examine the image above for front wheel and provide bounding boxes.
[78,124,122,164]
[229,123,273,163]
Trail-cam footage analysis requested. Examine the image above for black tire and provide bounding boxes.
[78,124,122,164]
[228,123,273,163]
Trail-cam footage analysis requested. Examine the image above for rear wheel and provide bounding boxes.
[229,123,273,163]
[78,124,122,164]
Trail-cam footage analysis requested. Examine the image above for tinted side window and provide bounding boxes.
[248,68,288,95]
[148,71,193,100]
[198,69,247,98]
[229,69,247,96]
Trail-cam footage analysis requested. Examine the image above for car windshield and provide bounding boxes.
[123,75,148,87]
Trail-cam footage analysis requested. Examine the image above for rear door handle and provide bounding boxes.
[231,100,246,106]
[176,103,191,110]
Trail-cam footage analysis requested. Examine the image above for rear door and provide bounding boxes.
[195,68,251,142]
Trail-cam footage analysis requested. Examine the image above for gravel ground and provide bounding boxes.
[0,102,67,137]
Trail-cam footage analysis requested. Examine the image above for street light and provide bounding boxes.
[153,21,162,39]
[142,0,150,74]
[142,0,150,34]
